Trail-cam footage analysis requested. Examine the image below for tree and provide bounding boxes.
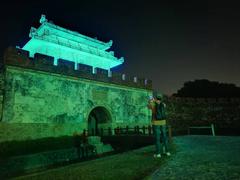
[173,79,240,98]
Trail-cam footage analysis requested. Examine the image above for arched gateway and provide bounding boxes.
[88,106,112,135]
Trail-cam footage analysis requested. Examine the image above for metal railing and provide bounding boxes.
[188,124,215,136]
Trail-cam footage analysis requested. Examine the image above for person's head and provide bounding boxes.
[156,95,162,102]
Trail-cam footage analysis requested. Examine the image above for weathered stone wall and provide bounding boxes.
[0,47,152,142]
[2,66,151,124]
[0,123,86,142]
[165,97,240,133]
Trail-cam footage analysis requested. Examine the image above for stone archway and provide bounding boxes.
[87,106,111,136]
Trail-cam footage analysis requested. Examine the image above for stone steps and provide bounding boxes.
[87,136,113,154]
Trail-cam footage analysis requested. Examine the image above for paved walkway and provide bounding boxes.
[148,135,240,180]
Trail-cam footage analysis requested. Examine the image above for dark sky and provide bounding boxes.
[1,0,240,95]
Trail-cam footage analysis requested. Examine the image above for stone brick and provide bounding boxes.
[57,59,75,75]
[4,51,34,68]
[77,63,93,74]
[33,53,56,73]
[94,68,109,82]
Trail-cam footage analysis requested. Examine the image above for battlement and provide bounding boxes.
[3,47,152,90]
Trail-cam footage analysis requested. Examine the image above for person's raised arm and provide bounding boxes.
[147,98,155,110]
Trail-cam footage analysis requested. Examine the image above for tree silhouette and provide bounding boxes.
[173,79,240,98]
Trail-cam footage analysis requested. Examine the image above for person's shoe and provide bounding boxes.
[165,152,171,156]
[154,154,161,158]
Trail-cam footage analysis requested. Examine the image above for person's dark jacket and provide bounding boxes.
[155,102,166,120]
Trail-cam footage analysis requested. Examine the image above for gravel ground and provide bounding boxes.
[148,135,240,180]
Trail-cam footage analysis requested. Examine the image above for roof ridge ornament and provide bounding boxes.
[40,14,48,24]
[107,40,113,46]
[29,27,37,38]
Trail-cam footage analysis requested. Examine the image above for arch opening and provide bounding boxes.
[87,106,111,136]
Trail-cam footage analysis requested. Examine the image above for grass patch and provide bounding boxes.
[14,143,176,180]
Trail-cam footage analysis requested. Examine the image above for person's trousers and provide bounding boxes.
[153,125,169,154]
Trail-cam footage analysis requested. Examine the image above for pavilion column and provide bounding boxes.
[54,57,58,66]
[93,67,97,74]
[74,62,78,70]
[29,51,35,58]
[108,70,112,77]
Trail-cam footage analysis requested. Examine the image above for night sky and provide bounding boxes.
[1,1,239,95]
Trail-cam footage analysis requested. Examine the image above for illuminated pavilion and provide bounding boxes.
[21,15,124,75]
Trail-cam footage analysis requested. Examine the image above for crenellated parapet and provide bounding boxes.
[3,47,152,90]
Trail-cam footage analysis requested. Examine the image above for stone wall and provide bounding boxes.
[1,47,239,142]
[165,97,240,133]
[0,47,152,142]
[0,123,85,142]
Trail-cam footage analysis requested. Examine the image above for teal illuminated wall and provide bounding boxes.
[3,66,151,124]
[0,47,152,142]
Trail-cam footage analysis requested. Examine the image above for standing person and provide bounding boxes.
[148,94,171,158]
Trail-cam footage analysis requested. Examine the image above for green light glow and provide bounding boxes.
[21,15,124,70]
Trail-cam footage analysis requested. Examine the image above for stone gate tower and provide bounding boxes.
[0,15,153,142]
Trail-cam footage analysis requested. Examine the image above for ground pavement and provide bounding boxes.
[11,135,240,180]
[147,135,240,180]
